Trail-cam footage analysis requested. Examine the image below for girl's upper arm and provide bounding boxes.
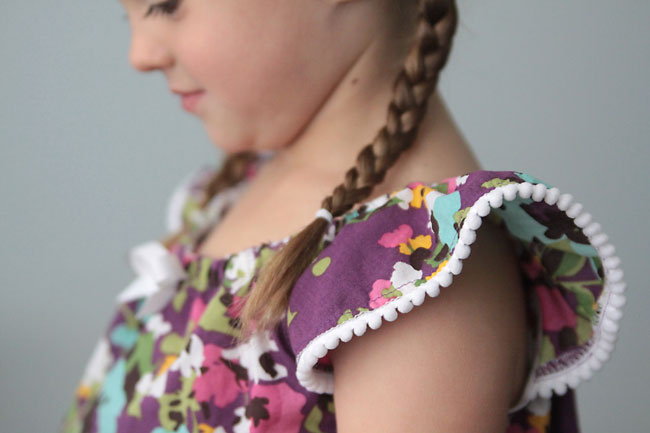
[327,220,529,433]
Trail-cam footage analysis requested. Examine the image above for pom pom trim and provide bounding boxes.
[294,180,626,413]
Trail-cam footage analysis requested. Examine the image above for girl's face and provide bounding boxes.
[120,0,381,154]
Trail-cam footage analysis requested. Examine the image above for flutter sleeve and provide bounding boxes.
[286,169,625,411]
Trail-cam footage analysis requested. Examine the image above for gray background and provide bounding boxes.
[1,0,647,431]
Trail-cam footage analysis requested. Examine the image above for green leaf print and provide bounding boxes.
[561,280,599,320]
[453,207,471,228]
[552,247,588,277]
[198,288,241,338]
[337,307,370,325]
[337,309,354,324]
[539,335,556,365]
[125,332,154,377]
[160,332,186,355]
[481,178,518,189]
[158,371,200,431]
[120,304,140,330]
[381,286,402,300]
[287,306,297,327]
[172,288,188,313]
[424,242,450,269]
[303,405,326,433]
[575,315,594,345]
[312,257,331,277]
[187,257,212,293]
[126,390,144,418]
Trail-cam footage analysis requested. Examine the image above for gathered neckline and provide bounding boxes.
[169,152,455,275]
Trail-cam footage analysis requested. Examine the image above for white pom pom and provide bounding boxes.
[503,184,518,201]
[566,202,584,218]
[396,297,414,314]
[487,190,504,207]
[448,257,463,275]
[584,222,602,237]
[465,213,482,230]
[556,193,573,211]
[518,182,534,199]
[531,183,547,202]
[574,212,592,228]
[543,187,561,205]
[411,289,426,306]
[459,227,476,245]
[323,335,340,350]
[437,271,453,288]
[476,199,491,217]
[454,243,471,259]
[353,321,368,336]
[367,313,383,330]
[425,281,441,297]
[382,306,398,322]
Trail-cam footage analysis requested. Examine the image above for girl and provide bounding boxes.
[59,0,626,432]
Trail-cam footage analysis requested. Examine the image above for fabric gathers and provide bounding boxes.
[58,153,625,433]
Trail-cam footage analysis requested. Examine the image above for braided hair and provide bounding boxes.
[169,0,459,344]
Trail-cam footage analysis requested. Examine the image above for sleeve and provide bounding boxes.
[286,169,626,410]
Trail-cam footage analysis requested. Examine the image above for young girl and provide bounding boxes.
[59,0,626,432]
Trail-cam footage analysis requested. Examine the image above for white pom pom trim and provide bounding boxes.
[294,180,626,413]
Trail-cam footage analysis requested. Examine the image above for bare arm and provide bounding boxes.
[328,220,530,433]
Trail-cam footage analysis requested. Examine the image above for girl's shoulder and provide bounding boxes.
[281,168,625,413]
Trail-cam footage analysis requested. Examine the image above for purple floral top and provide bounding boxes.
[59,153,625,433]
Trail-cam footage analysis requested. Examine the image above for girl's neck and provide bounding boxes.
[253,27,481,194]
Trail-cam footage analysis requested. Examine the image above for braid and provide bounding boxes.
[234,0,458,344]
[161,150,258,249]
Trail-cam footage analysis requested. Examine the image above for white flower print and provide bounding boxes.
[145,313,172,339]
[456,173,469,187]
[364,193,391,212]
[169,334,205,378]
[232,406,252,433]
[224,248,257,294]
[395,188,414,210]
[390,261,423,289]
[135,371,167,398]
[221,329,288,384]
[80,337,112,387]
[424,189,445,233]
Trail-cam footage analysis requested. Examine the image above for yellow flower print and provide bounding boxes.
[75,384,91,400]
[528,413,550,432]
[410,184,436,209]
[398,234,432,255]
[425,259,449,281]
[157,355,177,377]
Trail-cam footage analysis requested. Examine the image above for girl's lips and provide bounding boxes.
[180,91,204,113]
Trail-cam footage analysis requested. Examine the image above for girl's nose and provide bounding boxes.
[128,32,173,72]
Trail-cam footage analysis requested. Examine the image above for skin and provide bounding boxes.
[120,0,531,430]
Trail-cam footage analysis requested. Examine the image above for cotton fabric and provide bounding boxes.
[58,153,624,433]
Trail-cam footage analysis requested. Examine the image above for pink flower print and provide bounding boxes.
[533,283,577,332]
[247,382,307,433]
[189,297,206,325]
[192,344,243,408]
[378,224,413,248]
[406,181,425,189]
[369,279,392,308]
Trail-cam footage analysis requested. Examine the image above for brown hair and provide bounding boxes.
[166,0,459,344]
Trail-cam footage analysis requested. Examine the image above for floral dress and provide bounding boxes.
[58,151,626,433]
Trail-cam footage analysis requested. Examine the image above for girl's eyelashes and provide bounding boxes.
[144,0,181,18]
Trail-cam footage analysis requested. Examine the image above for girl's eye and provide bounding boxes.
[144,0,181,18]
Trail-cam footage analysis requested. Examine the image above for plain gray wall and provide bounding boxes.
[1,0,647,431]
